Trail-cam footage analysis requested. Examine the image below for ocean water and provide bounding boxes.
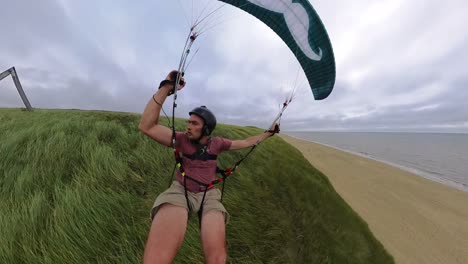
[286,132,468,192]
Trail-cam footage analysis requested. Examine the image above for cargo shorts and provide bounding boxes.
[150,181,230,224]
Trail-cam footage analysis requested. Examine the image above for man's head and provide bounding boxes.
[187,106,217,140]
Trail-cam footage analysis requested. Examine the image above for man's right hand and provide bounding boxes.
[162,70,186,91]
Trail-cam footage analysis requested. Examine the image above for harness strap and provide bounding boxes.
[183,176,192,212]
[197,188,208,228]
[216,167,230,201]
[183,152,217,161]
[181,173,211,228]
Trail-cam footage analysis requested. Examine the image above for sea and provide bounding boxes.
[285,132,468,192]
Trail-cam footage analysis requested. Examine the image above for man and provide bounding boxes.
[139,71,278,264]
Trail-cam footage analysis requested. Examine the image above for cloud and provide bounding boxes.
[1,0,467,132]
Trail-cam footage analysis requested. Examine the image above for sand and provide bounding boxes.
[281,135,468,264]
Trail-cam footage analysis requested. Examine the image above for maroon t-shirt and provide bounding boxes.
[175,132,232,192]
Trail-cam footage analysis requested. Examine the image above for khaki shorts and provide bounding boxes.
[150,181,230,224]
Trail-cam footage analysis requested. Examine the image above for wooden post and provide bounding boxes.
[0,67,33,111]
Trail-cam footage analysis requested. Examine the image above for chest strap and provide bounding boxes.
[183,152,217,161]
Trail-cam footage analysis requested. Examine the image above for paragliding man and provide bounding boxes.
[139,71,280,263]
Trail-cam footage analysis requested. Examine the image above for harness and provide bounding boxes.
[171,137,257,226]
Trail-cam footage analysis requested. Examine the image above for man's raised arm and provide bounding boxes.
[139,71,185,147]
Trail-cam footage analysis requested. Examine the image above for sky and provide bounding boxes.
[1,0,467,133]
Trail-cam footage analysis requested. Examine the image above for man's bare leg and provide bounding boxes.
[200,211,226,264]
[143,204,188,264]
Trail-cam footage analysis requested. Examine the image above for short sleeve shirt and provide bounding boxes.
[175,132,232,192]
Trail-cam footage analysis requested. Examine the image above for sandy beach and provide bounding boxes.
[281,135,468,264]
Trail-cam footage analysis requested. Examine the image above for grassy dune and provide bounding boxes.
[0,108,393,263]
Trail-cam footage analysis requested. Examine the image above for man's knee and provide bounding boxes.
[143,251,175,264]
[205,249,227,264]
[202,211,227,263]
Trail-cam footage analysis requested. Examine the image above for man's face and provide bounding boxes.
[186,114,204,140]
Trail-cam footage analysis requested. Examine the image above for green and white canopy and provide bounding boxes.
[218,0,336,100]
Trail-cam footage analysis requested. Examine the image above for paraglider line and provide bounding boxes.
[171,28,198,149]
[184,47,200,73]
[176,0,192,29]
[196,2,252,36]
[193,4,226,29]
[192,0,217,28]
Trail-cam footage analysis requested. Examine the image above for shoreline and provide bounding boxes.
[285,133,468,193]
[280,134,468,264]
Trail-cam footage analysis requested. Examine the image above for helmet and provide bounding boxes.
[189,106,217,136]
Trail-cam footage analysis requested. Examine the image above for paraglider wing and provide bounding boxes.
[217,0,336,100]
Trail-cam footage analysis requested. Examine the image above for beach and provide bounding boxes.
[281,135,468,264]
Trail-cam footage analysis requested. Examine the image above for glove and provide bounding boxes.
[159,71,186,96]
[267,123,280,136]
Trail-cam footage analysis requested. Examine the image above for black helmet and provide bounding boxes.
[189,106,217,136]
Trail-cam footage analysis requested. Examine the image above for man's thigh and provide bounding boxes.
[200,210,226,258]
[144,204,188,264]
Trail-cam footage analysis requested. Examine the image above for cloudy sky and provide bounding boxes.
[1,0,467,132]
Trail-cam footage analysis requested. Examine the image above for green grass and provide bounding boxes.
[0,108,394,263]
